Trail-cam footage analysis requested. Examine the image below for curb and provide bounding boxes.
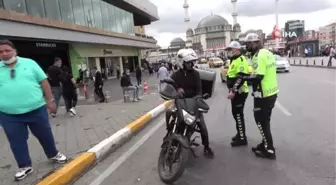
[36,101,172,185]
[290,64,336,69]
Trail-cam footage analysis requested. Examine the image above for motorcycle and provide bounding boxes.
[157,78,210,184]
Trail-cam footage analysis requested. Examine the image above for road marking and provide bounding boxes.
[89,118,165,185]
[275,101,292,116]
[324,80,336,85]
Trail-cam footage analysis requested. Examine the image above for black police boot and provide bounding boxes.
[231,138,248,147]
[231,133,239,141]
[252,143,276,160]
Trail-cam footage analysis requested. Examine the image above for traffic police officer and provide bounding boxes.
[244,33,279,159]
[226,41,249,147]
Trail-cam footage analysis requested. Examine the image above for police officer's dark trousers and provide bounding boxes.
[231,92,248,140]
[253,94,277,150]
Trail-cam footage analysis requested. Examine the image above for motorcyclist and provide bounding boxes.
[244,33,279,160]
[225,41,249,147]
[170,48,215,158]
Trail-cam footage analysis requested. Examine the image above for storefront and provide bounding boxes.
[69,43,141,78]
[10,39,70,72]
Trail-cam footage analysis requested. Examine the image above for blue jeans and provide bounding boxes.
[0,106,58,168]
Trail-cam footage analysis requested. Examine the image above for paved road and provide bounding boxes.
[287,56,336,68]
[75,67,336,185]
[0,92,164,185]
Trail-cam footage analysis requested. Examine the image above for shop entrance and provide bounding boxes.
[11,40,70,73]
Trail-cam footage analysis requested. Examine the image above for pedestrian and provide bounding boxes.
[47,57,63,117]
[225,41,249,147]
[60,66,78,116]
[136,66,142,86]
[120,69,141,102]
[157,63,169,82]
[116,65,120,79]
[304,48,308,57]
[93,67,106,103]
[328,46,335,67]
[244,33,279,160]
[0,40,67,181]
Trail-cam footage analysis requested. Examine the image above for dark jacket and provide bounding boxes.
[120,75,132,87]
[136,68,142,78]
[171,69,202,98]
[94,71,104,87]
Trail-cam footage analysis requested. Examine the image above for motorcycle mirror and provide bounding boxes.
[162,78,176,85]
[202,93,210,99]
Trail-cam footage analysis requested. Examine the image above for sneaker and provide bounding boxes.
[68,112,75,117]
[255,148,276,160]
[51,113,56,118]
[14,167,33,181]
[133,99,139,102]
[231,138,248,147]
[50,152,67,164]
[69,108,76,115]
[204,146,215,158]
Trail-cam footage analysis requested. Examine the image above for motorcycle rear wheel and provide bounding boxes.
[158,141,189,184]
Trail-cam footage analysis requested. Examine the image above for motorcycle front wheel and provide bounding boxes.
[158,140,189,184]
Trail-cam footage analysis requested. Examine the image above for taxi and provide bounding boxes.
[208,57,224,68]
[220,57,253,84]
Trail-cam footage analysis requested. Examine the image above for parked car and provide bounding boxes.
[275,55,290,72]
[208,57,224,68]
[194,58,210,70]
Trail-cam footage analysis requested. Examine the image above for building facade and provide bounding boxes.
[186,14,241,56]
[0,0,159,78]
[319,22,336,48]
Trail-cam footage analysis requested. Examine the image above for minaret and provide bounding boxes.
[183,0,192,48]
[231,0,238,25]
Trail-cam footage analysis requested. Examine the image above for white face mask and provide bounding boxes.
[3,56,17,64]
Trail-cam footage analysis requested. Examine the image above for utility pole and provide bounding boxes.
[275,0,280,49]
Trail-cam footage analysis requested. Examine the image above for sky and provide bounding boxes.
[146,0,336,47]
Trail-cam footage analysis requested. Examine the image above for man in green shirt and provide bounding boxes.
[244,33,279,160]
[225,41,249,147]
[0,40,67,181]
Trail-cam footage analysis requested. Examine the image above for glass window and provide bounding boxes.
[82,0,94,27]
[120,9,127,34]
[115,7,122,33]
[130,13,134,34]
[44,0,61,20]
[72,0,86,26]
[92,0,102,29]
[108,5,117,32]
[100,1,110,31]
[4,0,26,13]
[59,0,74,23]
[0,0,4,9]
[26,0,45,18]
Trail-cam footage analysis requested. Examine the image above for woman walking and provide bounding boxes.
[60,66,78,116]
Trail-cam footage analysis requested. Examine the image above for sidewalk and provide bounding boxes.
[0,91,163,185]
[73,73,159,106]
[287,56,336,68]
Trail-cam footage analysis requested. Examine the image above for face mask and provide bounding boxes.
[246,43,253,52]
[227,50,234,58]
[3,56,17,64]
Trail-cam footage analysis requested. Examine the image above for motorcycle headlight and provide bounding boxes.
[182,109,196,125]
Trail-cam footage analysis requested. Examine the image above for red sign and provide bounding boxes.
[272,25,281,39]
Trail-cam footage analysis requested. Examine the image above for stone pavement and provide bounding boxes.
[0,91,163,185]
[287,56,336,68]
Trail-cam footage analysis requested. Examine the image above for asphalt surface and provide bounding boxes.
[74,67,336,185]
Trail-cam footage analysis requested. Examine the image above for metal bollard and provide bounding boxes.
[306,59,308,65]
[294,60,295,64]
[314,59,315,65]
[322,59,324,66]
[300,59,301,64]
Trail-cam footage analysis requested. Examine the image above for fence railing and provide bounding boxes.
[287,57,336,69]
